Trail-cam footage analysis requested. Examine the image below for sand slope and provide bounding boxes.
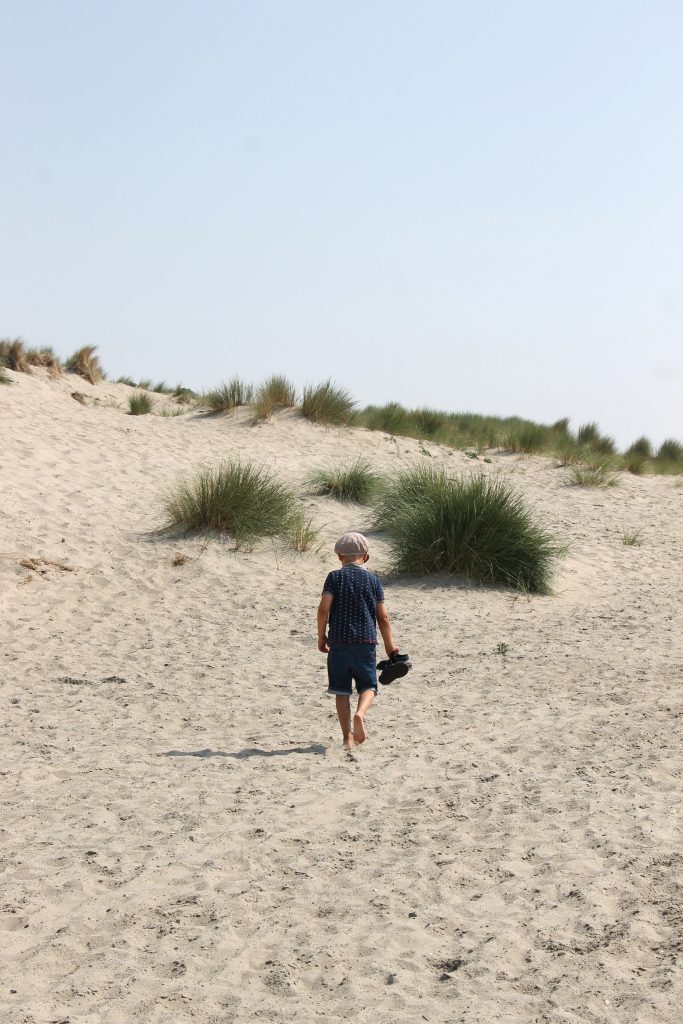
[1,369,682,1023]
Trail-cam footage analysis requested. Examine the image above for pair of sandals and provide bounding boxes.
[376,651,412,685]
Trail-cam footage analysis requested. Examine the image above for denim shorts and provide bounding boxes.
[327,643,378,697]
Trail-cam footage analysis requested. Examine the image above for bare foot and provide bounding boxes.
[343,734,355,751]
[353,713,366,744]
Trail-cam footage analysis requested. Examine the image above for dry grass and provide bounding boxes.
[0,339,31,373]
[25,346,63,377]
[65,345,104,384]
[19,557,74,573]
[71,392,87,405]
[172,553,189,566]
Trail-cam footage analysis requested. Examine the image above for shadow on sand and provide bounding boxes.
[165,744,327,760]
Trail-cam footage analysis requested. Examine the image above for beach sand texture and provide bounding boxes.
[1,369,682,1024]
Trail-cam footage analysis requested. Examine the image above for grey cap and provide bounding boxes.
[334,532,369,556]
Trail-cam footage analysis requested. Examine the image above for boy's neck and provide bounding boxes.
[339,556,366,567]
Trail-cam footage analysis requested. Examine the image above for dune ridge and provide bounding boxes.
[1,367,682,1023]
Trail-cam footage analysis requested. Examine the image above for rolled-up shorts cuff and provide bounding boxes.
[326,686,378,697]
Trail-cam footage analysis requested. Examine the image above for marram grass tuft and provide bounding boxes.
[128,392,153,415]
[65,345,104,384]
[162,459,298,547]
[372,465,563,594]
[301,380,356,425]
[308,458,383,504]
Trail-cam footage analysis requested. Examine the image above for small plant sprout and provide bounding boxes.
[495,642,510,656]
[286,509,322,552]
[621,529,643,547]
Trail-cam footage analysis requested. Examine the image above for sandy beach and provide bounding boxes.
[1,368,681,1023]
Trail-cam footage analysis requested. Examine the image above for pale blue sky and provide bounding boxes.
[2,1,681,447]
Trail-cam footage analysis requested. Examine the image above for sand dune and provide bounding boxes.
[1,368,681,1023]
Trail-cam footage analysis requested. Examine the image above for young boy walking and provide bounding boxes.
[317,532,399,749]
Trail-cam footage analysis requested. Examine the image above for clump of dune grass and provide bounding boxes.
[286,509,322,552]
[625,436,653,459]
[360,402,411,436]
[173,384,197,403]
[0,368,11,385]
[301,380,356,425]
[65,345,104,384]
[25,345,62,377]
[204,377,254,413]
[567,457,618,487]
[308,458,383,504]
[116,375,137,386]
[162,459,298,547]
[500,423,549,454]
[359,403,574,455]
[252,375,297,422]
[0,338,30,373]
[576,422,615,454]
[622,529,643,547]
[623,452,646,475]
[553,435,582,467]
[413,408,446,437]
[128,392,152,415]
[137,379,152,390]
[656,438,683,463]
[373,465,563,594]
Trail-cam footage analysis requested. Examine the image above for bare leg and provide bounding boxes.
[353,689,375,744]
[335,696,354,748]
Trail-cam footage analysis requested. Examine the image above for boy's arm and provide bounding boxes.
[317,593,333,652]
[376,601,399,657]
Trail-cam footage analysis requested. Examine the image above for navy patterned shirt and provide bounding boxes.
[322,564,385,645]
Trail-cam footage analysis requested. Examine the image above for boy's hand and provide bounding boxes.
[318,636,330,653]
[386,645,400,657]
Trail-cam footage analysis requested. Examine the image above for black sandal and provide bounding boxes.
[376,652,412,685]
